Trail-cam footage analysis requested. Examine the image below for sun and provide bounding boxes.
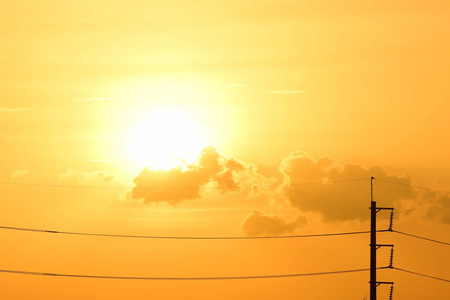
[125,107,207,170]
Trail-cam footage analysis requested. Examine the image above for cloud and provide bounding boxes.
[241,210,307,236]
[131,147,223,204]
[132,168,211,205]
[131,147,273,205]
[424,190,450,224]
[279,152,414,222]
[58,169,117,185]
[127,148,445,234]
[0,107,29,113]
[10,169,29,179]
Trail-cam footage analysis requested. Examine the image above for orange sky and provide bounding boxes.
[1,1,449,299]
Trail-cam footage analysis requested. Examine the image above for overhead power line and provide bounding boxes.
[0,178,369,190]
[391,230,450,246]
[393,267,450,283]
[375,178,450,194]
[0,267,380,280]
[0,181,134,190]
[0,225,378,240]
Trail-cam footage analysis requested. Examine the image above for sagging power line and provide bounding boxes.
[0,178,370,190]
[1,175,449,299]
[375,178,450,195]
[1,177,448,194]
[392,267,450,283]
[2,224,447,245]
[1,266,448,283]
[391,230,450,246]
[0,225,377,240]
[0,267,378,280]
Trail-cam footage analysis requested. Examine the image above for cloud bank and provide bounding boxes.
[131,147,272,204]
[123,148,447,236]
[280,152,414,222]
[424,191,450,225]
[241,210,307,236]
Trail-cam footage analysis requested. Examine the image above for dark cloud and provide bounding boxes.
[132,166,208,204]
[131,147,267,204]
[132,147,220,204]
[425,193,450,224]
[279,152,414,222]
[214,170,240,192]
[241,210,307,236]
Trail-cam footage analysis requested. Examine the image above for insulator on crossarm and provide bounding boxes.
[389,284,394,300]
[389,247,394,268]
[389,210,394,231]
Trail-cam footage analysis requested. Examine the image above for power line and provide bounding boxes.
[391,230,450,246]
[0,178,369,190]
[0,267,380,280]
[0,181,135,190]
[0,225,380,240]
[393,267,450,283]
[291,178,370,186]
[375,178,450,194]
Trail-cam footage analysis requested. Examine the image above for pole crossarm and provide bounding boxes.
[376,207,394,213]
[375,244,394,250]
[376,281,394,287]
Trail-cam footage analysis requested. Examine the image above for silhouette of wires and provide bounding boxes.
[0,267,381,280]
[391,230,450,246]
[0,225,380,240]
[375,178,450,194]
[0,178,370,190]
[393,267,450,283]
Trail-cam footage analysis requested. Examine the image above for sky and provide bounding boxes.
[1,1,449,299]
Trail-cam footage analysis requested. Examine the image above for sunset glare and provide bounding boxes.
[1,1,449,300]
[125,107,207,170]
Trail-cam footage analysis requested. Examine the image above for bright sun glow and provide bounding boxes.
[125,107,207,170]
[118,75,211,104]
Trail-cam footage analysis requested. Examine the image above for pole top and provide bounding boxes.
[371,177,375,202]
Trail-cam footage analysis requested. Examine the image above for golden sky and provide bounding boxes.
[1,1,449,299]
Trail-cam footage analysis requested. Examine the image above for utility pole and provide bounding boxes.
[370,177,377,300]
[370,176,394,300]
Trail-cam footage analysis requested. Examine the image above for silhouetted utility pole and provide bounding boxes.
[370,177,377,300]
[370,176,394,300]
